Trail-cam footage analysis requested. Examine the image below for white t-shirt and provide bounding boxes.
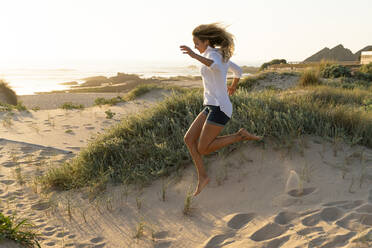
[201,46,242,118]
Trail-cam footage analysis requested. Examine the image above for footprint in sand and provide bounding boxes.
[319,231,356,248]
[355,204,372,213]
[274,211,300,225]
[44,226,55,231]
[250,222,288,242]
[56,231,70,238]
[262,235,290,248]
[287,187,317,197]
[338,200,364,210]
[43,230,56,237]
[154,241,172,248]
[319,207,345,222]
[336,212,372,231]
[203,233,235,248]
[31,201,50,211]
[152,231,170,239]
[322,200,350,207]
[226,213,256,229]
[297,226,324,236]
[302,213,321,227]
[2,161,19,167]
[44,241,56,246]
[90,237,104,243]
[0,179,15,185]
[85,126,95,130]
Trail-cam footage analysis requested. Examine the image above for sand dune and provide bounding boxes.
[0,81,371,247]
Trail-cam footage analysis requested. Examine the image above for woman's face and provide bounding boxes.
[193,36,209,54]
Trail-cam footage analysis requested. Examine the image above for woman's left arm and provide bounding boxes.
[227,61,242,96]
[180,45,214,67]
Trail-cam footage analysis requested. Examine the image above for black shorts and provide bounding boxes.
[202,105,230,127]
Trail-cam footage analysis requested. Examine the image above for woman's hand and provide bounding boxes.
[180,45,196,58]
[228,84,237,96]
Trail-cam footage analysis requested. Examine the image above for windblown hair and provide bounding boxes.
[192,23,235,63]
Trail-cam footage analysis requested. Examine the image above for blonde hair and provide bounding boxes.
[192,23,235,63]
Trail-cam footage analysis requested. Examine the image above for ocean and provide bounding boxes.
[0,63,203,95]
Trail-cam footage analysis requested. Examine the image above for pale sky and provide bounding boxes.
[0,0,371,68]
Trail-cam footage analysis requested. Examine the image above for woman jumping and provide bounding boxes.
[180,23,261,196]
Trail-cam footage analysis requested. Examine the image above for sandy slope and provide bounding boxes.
[0,80,371,247]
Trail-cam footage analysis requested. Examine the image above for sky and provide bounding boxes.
[0,0,371,68]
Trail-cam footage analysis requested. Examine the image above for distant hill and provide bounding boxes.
[304,44,356,62]
[304,44,372,62]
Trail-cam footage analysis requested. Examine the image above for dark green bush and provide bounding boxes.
[320,64,351,78]
[360,62,372,74]
[260,59,287,71]
[353,71,372,81]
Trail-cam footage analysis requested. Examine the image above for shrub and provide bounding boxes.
[94,96,124,106]
[353,71,372,81]
[60,102,84,110]
[0,80,17,105]
[260,59,287,71]
[360,62,372,74]
[299,69,320,87]
[320,64,351,78]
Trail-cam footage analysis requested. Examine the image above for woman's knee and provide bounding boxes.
[197,143,209,155]
[184,133,195,147]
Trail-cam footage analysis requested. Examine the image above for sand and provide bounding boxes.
[0,80,371,247]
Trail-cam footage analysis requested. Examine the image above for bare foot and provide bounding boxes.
[238,128,261,141]
[193,176,210,196]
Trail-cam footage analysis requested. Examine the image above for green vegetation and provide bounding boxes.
[298,69,320,87]
[238,72,270,90]
[0,212,40,247]
[319,64,351,78]
[105,109,116,119]
[260,59,287,71]
[40,81,372,190]
[60,102,84,110]
[123,84,160,101]
[360,62,372,74]
[0,80,18,105]
[0,101,28,113]
[94,96,124,106]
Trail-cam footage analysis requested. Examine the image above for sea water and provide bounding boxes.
[0,60,253,95]
[0,62,201,95]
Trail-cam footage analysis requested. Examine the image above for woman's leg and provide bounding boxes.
[183,111,210,196]
[198,127,261,155]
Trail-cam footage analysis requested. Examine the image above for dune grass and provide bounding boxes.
[0,101,28,112]
[60,102,84,110]
[298,69,320,87]
[0,212,40,247]
[0,80,18,105]
[39,83,372,191]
